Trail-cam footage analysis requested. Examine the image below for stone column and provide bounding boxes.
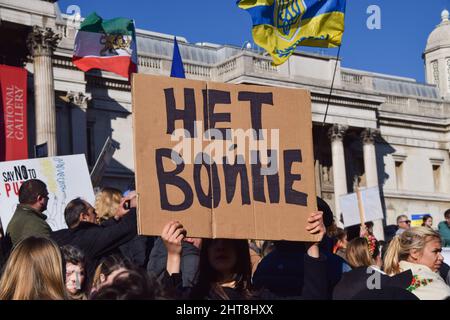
[27,26,61,156]
[66,92,90,155]
[362,128,384,240]
[328,124,348,227]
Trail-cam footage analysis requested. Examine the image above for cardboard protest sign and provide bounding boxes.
[133,74,317,241]
[0,154,95,231]
[339,186,384,227]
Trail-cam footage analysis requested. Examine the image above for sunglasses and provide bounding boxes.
[399,220,411,224]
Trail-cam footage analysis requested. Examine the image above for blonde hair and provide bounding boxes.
[346,237,373,268]
[94,187,122,221]
[0,237,67,300]
[384,227,441,275]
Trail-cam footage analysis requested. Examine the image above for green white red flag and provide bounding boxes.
[73,12,137,79]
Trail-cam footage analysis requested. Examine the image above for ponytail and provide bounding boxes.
[384,236,401,275]
[383,227,441,275]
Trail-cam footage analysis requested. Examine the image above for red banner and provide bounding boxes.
[0,64,28,161]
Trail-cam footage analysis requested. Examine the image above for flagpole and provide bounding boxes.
[316,45,342,204]
[321,45,342,127]
[356,187,366,228]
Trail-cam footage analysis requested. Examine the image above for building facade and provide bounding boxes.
[1,1,449,239]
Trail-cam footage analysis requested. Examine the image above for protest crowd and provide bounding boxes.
[1,0,450,303]
[0,179,448,300]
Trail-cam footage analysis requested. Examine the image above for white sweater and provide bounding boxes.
[399,260,450,300]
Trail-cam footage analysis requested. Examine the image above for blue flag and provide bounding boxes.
[170,37,185,78]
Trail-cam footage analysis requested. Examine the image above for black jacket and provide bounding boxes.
[439,262,450,286]
[119,235,155,268]
[252,242,306,297]
[332,266,413,300]
[162,252,328,300]
[51,210,137,279]
[147,237,200,288]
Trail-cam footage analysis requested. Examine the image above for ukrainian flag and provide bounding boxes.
[238,0,346,65]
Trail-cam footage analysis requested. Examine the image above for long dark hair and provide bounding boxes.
[191,239,252,300]
[90,254,133,292]
[421,215,432,227]
[90,268,166,300]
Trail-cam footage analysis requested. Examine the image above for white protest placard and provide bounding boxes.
[339,186,383,227]
[442,248,450,265]
[0,154,95,231]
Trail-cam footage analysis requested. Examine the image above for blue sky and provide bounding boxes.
[58,0,449,83]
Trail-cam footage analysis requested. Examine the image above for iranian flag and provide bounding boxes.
[73,12,137,79]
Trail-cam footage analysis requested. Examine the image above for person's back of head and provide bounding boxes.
[18,179,48,205]
[64,198,91,229]
[444,209,450,221]
[317,197,334,229]
[94,187,122,222]
[346,237,379,269]
[332,228,348,256]
[316,197,336,254]
[252,240,306,297]
[0,236,66,300]
[89,268,165,300]
[61,245,85,266]
[91,254,134,292]
[17,179,49,214]
[334,228,347,244]
[365,221,374,235]
[345,225,362,242]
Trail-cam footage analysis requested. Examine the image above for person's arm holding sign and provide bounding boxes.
[305,211,325,258]
[302,211,328,300]
[162,221,186,275]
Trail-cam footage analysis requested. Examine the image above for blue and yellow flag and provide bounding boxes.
[237,0,346,65]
